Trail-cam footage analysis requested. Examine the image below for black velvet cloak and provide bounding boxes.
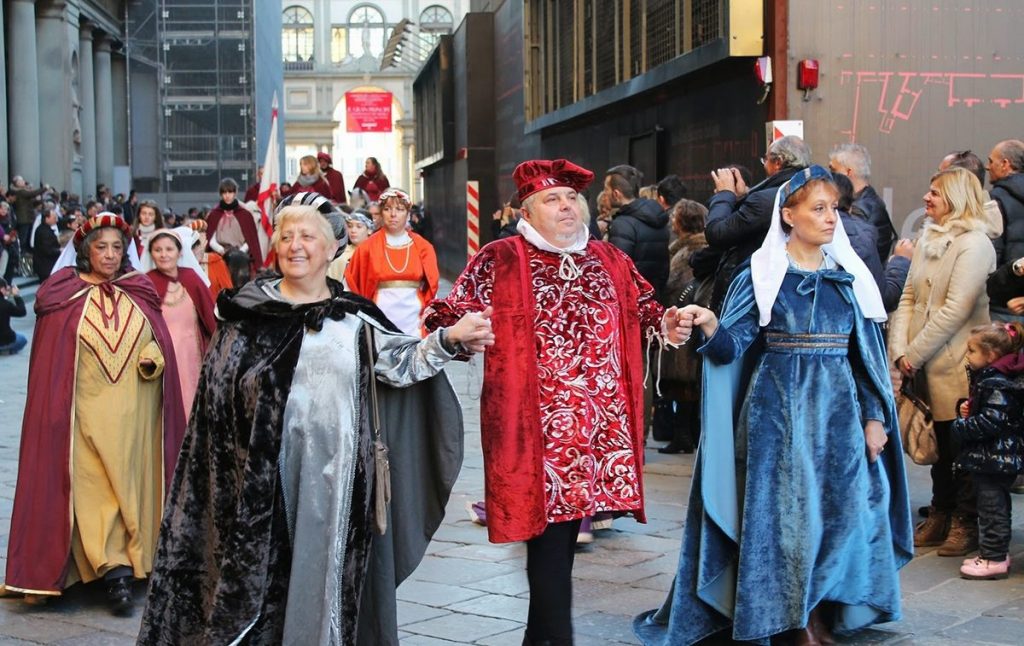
[137,277,464,645]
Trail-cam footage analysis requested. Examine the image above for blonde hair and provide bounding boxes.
[272,205,336,254]
[638,184,658,200]
[930,167,986,226]
[299,155,322,177]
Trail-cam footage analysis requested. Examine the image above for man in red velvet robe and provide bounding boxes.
[425,159,689,645]
[317,152,347,204]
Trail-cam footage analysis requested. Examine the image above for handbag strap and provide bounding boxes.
[900,377,933,419]
[364,323,382,441]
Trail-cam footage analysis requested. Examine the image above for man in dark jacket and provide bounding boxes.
[32,207,62,281]
[829,143,895,263]
[987,139,1024,265]
[705,135,810,311]
[8,176,46,251]
[604,165,670,301]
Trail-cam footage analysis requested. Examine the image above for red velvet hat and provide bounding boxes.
[317,151,332,164]
[73,212,132,248]
[513,159,594,202]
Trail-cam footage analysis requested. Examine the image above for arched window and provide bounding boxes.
[419,5,454,52]
[348,5,386,59]
[282,6,314,62]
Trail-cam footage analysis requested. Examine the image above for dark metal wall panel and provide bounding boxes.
[787,0,1024,233]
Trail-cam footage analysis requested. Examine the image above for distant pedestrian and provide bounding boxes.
[317,152,347,204]
[829,143,896,262]
[32,207,61,281]
[986,139,1024,265]
[604,165,670,301]
[281,155,333,201]
[953,323,1024,581]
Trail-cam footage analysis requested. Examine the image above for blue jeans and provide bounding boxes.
[0,333,27,354]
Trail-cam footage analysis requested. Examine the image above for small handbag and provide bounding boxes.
[364,324,392,535]
[896,377,939,465]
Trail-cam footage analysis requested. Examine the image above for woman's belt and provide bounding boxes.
[764,331,848,355]
[378,280,420,289]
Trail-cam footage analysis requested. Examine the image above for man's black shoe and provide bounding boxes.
[105,576,133,616]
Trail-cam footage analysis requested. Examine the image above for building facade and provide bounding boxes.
[281,0,467,200]
[2,0,130,200]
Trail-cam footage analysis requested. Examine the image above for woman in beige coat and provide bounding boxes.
[889,167,996,556]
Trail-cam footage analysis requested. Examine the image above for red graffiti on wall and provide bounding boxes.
[838,70,1024,141]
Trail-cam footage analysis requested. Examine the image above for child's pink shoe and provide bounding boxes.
[960,556,1010,580]
[963,554,1011,568]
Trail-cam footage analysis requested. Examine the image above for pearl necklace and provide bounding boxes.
[384,242,412,274]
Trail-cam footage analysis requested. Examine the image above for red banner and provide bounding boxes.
[346,92,393,132]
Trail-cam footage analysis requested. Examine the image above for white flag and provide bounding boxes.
[256,93,280,257]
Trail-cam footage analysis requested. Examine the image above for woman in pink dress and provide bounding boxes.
[144,228,216,419]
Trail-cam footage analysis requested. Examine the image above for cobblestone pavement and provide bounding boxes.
[0,277,1022,644]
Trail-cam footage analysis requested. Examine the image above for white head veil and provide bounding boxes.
[51,211,143,274]
[139,227,211,286]
[749,165,886,326]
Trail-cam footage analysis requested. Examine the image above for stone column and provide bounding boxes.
[6,0,42,183]
[0,1,9,186]
[79,23,97,199]
[36,1,71,189]
[94,33,115,189]
[111,53,129,167]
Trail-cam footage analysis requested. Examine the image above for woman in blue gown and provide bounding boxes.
[635,166,913,645]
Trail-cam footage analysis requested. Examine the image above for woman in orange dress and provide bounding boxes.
[345,188,439,336]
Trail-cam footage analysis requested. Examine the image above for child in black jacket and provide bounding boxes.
[953,322,1024,580]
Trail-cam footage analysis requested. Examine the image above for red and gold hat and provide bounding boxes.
[188,219,209,233]
[73,212,132,248]
[513,159,594,202]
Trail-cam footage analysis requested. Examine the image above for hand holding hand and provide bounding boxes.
[864,420,887,462]
[896,355,916,378]
[711,168,738,194]
[446,306,495,354]
[893,239,914,259]
[663,306,691,345]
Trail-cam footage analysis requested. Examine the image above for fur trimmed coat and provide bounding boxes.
[888,215,996,421]
[137,278,463,645]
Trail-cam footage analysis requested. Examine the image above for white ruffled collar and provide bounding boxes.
[517,219,590,280]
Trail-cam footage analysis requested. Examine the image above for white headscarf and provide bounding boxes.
[749,166,886,326]
[51,212,144,275]
[139,227,211,286]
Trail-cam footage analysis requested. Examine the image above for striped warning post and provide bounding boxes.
[467,181,480,260]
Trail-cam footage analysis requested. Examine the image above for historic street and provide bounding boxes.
[0,279,1022,645]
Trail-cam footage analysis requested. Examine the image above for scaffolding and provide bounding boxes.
[129,0,256,194]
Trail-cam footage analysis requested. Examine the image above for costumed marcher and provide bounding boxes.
[131,199,164,256]
[281,154,333,201]
[889,167,997,556]
[318,151,348,204]
[143,228,216,420]
[634,166,913,645]
[345,188,439,337]
[353,157,390,203]
[206,177,264,278]
[953,322,1024,580]
[1,213,185,615]
[137,203,494,645]
[187,220,233,300]
[424,159,690,645]
[329,209,373,284]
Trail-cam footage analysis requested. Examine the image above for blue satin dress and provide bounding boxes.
[635,262,913,645]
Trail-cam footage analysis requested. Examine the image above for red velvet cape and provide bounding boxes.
[323,167,347,204]
[146,267,217,343]
[206,203,264,269]
[353,172,390,203]
[481,237,647,543]
[4,268,186,594]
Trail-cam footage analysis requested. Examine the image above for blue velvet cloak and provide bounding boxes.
[635,266,914,645]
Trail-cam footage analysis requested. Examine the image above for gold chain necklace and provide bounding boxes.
[384,242,412,274]
[164,281,188,307]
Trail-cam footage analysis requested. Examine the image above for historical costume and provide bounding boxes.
[2,214,185,603]
[318,151,348,204]
[353,158,390,203]
[346,189,439,337]
[426,159,680,644]
[144,227,217,420]
[138,200,470,645]
[635,167,913,645]
[207,187,264,274]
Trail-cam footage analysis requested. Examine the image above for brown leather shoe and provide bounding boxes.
[809,605,836,645]
[937,515,979,556]
[771,627,822,646]
[914,507,950,547]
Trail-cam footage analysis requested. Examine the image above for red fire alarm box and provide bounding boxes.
[797,59,819,90]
